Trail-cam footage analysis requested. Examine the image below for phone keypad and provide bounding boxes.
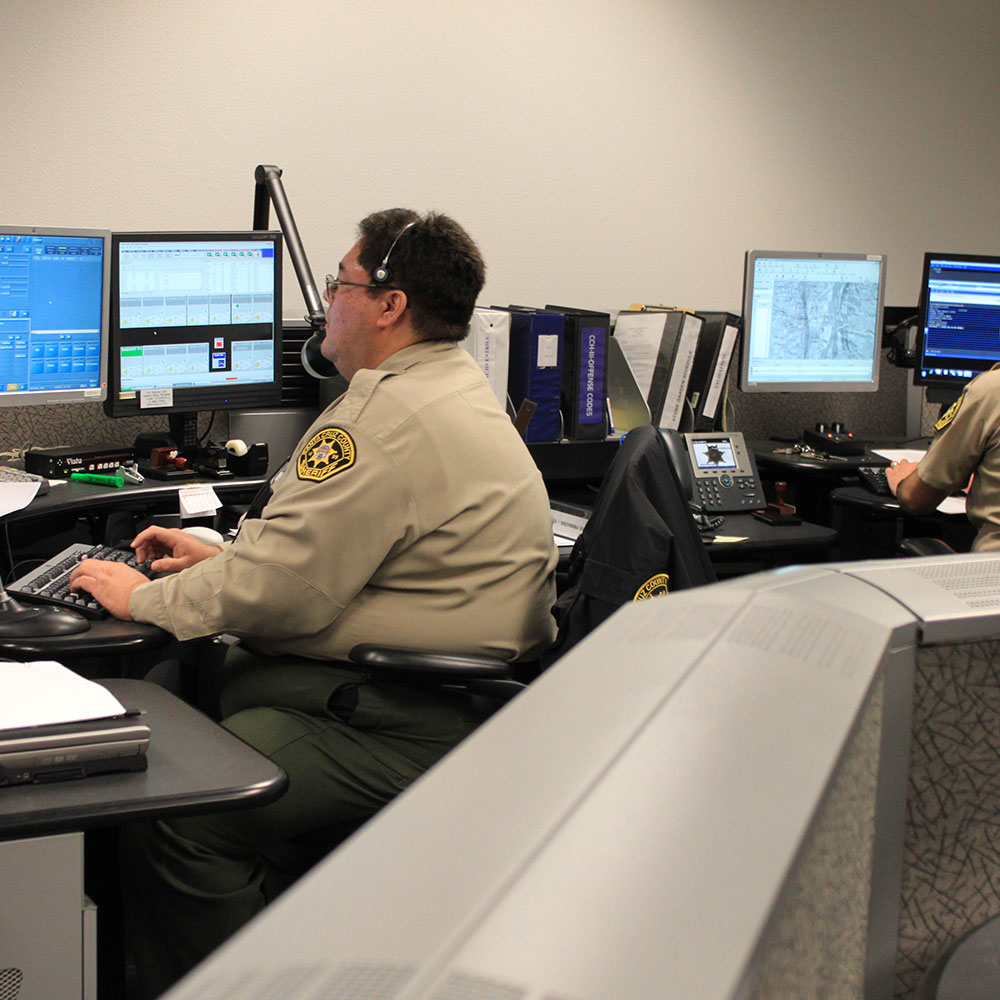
[696,476,764,510]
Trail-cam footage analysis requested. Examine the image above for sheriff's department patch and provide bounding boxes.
[935,393,965,432]
[297,427,356,482]
[634,573,670,601]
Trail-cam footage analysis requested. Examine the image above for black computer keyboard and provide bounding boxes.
[858,465,892,496]
[7,542,159,619]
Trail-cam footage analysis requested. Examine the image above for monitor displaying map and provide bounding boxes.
[738,250,886,393]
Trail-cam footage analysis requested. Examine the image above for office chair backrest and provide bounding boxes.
[545,424,716,663]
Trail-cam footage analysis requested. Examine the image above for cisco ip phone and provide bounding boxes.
[662,430,768,514]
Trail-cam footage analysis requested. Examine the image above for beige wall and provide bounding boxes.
[2,0,998,446]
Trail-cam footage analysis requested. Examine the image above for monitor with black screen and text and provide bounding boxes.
[739,250,886,393]
[0,226,110,406]
[104,231,283,446]
[915,251,1000,393]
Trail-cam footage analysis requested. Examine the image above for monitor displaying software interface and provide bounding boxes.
[739,250,886,393]
[915,252,1000,390]
[0,226,110,405]
[106,231,282,417]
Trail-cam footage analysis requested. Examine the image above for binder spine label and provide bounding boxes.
[578,326,607,426]
[659,317,702,429]
[703,323,739,420]
[537,335,559,367]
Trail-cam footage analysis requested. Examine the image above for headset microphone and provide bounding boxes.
[371,221,417,285]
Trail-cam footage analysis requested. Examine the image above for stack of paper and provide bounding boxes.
[0,660,127,731]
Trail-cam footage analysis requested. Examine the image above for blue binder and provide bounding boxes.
[506,309,564,442]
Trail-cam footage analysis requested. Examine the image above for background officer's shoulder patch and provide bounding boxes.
[296,427,357,482]
[935,393,964,432]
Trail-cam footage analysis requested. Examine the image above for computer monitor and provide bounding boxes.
[0,225,110,405]
[738,250,887,393]
[104,231,283,447]
[914,251,1000,395]
[0,224,111,638]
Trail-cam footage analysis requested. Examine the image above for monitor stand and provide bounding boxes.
[0,589,90,637]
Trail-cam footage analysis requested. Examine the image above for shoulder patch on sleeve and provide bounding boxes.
[934,393,965,432]
[296,427,356,482]
[634,573,670,601]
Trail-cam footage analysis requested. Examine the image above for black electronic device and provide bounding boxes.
[103,230,284,448]
[661,429,767,513]
[24,443,134,478]
[802,423,867,457]
[858,465,892,496]
[914,251,1000,399]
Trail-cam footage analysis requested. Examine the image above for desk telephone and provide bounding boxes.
[662,430,768,514]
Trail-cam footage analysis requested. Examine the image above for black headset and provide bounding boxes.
[371,221,417,285]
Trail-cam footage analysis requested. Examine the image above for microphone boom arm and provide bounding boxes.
[253,164,336,378]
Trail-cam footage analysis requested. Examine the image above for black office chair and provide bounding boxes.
[356,424,717,683]
[899,537,958,557]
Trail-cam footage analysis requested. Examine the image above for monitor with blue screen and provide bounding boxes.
[738,250,886,393]
[104,230,283,447]
[0,226,110,405]
[914,252,1000,393]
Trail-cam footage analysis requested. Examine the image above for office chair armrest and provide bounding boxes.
[349,644,525,703]
[899,537,957,557]
[349,644,514,679]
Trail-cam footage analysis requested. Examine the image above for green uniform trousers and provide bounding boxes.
[121,647,494,1000]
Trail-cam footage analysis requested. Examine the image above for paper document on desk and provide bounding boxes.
[552,510,588,544]
[0,661,127,731]
[0,481,40,516]
[873,448,967,514]
[873,448,926,465]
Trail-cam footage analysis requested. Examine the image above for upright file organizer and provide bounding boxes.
[687,312,741,431]
[506,309,565,442]
[546,305,609,441]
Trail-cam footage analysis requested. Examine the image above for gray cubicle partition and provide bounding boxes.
[163,554,1000,1000]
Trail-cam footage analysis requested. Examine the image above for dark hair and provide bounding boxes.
[357,208,486,342]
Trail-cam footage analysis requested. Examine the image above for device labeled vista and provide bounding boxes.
[663,430,767,513]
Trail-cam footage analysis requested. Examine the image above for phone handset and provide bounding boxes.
[660,429,695,500]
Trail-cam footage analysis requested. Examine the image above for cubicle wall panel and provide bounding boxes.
[747,676,882,1000]
[896,639,1000,997]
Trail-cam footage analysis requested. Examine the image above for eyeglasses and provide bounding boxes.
[325,274,395,298]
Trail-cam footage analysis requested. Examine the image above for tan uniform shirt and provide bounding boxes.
[130,340,558,660]
[918,363,1000,551]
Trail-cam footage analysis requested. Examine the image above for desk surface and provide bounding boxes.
[0,678,287,839]
[702,512,838,555]
[7,472,268,522]
[0,617,169,662]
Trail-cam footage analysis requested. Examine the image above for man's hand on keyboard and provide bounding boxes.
[69,559,147,620]
[132,525,224,573]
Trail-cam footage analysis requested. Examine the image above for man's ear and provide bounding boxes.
[375,289,408,328]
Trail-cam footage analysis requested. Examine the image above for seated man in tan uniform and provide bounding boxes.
[70,209,558,998]
[886,364,1000,551]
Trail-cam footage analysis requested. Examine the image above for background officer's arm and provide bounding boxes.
[889,461,949,514]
